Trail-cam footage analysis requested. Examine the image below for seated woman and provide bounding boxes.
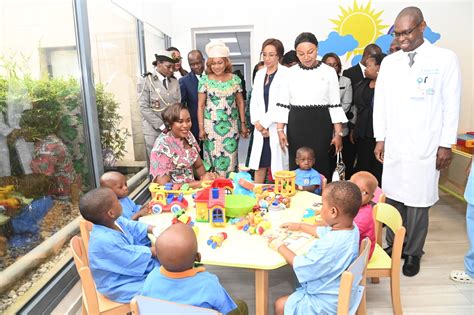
[149,103,216,188]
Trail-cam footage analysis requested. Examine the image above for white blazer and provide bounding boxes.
[248,65,289,171]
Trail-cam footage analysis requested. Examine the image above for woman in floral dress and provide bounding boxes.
[198,41,249,177]
[149,103,216,187]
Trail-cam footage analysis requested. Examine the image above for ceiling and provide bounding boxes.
[195,32,251,59]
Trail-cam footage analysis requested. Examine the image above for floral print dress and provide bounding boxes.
[198,74,242,177]
[30,134,76,199]
[149,130,200,183]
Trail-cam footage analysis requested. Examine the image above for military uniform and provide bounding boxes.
[137,70,181,158]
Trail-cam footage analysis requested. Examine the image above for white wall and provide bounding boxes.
[139,0,473,133]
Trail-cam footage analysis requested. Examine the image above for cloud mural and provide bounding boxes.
[424,26,441,43]
[323,1,442,63]
[318,32,359,57]
[375,34,394,54]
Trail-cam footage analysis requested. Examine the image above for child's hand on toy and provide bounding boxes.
[280,222,301,231]
[131,203,151,220]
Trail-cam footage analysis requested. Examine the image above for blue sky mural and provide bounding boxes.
[320,0,441,66]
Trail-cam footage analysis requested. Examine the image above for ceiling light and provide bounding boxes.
[229,52,241,56]
[209,37,238,43]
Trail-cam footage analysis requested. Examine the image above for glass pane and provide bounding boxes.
[87,0,148,170]
[144,24,166,75]
[0,0,93,307]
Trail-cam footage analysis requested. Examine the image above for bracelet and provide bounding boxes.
[277,129,284,132]
[241,121,246,125]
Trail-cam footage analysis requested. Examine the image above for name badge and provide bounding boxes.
[410,68,439,100]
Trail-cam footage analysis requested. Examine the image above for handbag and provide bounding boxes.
[331,151,346,182]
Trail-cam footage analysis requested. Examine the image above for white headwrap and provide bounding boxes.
[205,40,230,58]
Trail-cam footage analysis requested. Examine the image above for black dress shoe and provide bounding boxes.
[403,255,421,277]
[384,246,407,259]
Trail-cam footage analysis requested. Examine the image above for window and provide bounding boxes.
[212,208,224,223]
[0,0,93,310]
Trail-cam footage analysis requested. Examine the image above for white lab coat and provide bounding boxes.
[373,41,461,207]
[248,65,289,171]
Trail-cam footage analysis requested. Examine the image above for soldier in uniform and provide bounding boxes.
[137,50,181,160]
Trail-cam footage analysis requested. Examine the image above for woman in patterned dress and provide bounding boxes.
[197,41,249,177]
[150,103,216,187]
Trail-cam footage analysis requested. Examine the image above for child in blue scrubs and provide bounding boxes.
[294,147,322,195]
[100,171,150,220]
[79,187,160,303]
[141,223,248,315]
[269,181,362,315]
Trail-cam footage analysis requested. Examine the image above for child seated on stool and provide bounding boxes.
[100,171,150,220]
[350,171,377,259]
[79,187,160,303]
[141,223,249,315]
[294,147,322,195]
[269,181,362,315]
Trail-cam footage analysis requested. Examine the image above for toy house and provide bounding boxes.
[194,187,226,227]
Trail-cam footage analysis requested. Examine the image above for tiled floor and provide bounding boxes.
[207,191,474,314]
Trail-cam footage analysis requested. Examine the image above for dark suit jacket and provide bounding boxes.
[179,72,200,140]
[342,64,364,88]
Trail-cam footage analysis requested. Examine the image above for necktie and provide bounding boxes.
[408,52,417,67]
[163,78,168,89]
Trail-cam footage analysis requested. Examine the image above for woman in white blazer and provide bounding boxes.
[248,38,289,183]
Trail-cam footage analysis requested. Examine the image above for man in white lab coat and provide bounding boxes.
[373,6,461,277]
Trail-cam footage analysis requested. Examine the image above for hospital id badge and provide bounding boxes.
[410,69,438,100]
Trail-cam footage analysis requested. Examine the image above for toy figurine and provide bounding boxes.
[207,232,228,249]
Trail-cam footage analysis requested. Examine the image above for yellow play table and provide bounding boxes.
[140,191,321,315]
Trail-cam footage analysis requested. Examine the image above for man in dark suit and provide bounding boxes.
[179,50,205,151]
[342,43,382,178]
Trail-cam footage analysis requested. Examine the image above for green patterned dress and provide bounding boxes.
[198,74,242,177]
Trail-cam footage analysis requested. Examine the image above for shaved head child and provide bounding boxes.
[270,181,362,315]
[351,171,378,258]
[80,187,159,303]
[100,171,150,220]
[141,223,249,315]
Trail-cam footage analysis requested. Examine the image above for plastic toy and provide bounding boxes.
[149,182,200,197]
[195,183,256,224]
[254,186,291,213]
[194,187,226,227]
[149,183,189,214]
[172,209,192,225]
[301,208,323,224]
[230,166,255,197]
[273,170,297,197]
[256,220,272,235]
[224,195,256,217]
[241,212,271,235]
[207,232,227,249]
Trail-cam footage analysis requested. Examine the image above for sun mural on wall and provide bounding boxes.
[318,0,442,66]
[330,0,388,59]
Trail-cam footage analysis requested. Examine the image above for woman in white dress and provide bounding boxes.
[248,38,289,183]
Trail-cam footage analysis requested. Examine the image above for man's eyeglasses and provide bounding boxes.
[391,21,422,38]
